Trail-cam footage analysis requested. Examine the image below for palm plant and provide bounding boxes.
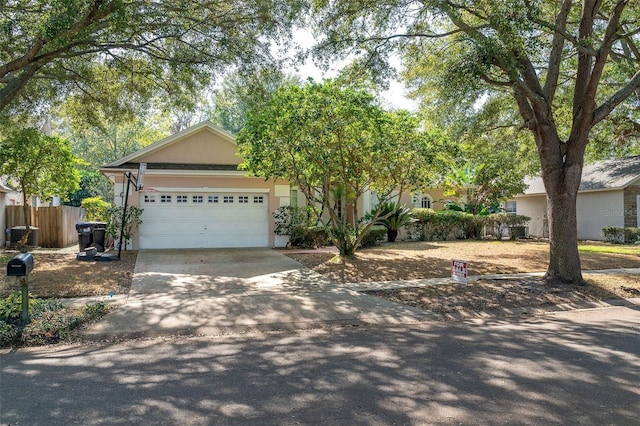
[374,202,416,242]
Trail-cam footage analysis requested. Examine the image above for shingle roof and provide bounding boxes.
[522,156,640,195]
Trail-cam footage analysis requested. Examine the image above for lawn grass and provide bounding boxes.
[578,244,640,256]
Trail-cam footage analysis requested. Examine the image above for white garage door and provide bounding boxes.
[138,192,269,249]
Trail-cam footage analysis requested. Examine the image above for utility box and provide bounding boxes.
[7,252,34,277]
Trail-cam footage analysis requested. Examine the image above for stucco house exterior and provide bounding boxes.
[514,156,640,241]
[100,121,294,249]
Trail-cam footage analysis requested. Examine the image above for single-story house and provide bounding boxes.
[100,121,295,249]
[100,121,456,250]
[515,156,640,240]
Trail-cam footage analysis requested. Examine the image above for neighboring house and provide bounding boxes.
[100,121,292,249]
[514,156,640,241]
[0,179,22,247]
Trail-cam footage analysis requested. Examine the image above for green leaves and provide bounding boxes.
[0,126,81,202]
[237,79,442,254]
[0,0,306,115]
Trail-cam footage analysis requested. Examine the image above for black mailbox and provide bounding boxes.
[7,252,34,277]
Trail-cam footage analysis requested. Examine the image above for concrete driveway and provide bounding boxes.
[83,249,433,339]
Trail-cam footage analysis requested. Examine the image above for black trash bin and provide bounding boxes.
[76,222,92,252]
[92,223,107,252]
[76,222,107,252]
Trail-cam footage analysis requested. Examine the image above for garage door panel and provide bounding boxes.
[138,192,269,249]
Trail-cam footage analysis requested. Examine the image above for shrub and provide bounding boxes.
[461,214,486,240]
[409,208,473,240]
[273,205,326,248]
[359,225,387,248]
[623,227,640,243]
[81,196,110,222]
[289,225,329,249]
[486,213,531,240]
[602,226,640,244]
[602,226,625,243]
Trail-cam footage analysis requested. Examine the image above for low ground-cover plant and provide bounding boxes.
[0,291,108,347]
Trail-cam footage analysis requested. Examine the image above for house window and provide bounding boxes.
[413,194,432,209]
[144,195,156,203]
[254,196,264,204]
[177,195,188,203]
[208,195,218,203]
[192,195,203,204]
[223,196,234,203]
[290,188,298,208]
[160,195,172,203]
[238,196,249,204]
[505,200,517,215]
[421,196,432,209]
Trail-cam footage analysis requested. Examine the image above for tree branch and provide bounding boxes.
[543,0,573,105]
[593,70,640,125]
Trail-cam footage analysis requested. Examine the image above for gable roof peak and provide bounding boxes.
[104,121,236,168]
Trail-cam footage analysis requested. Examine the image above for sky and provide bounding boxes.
[283,28,418,111]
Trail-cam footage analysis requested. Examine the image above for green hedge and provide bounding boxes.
[602,226,640,243]
[409,209,530,241]
[409,208,476,240]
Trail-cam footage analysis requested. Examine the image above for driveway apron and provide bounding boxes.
[83,249,433,339]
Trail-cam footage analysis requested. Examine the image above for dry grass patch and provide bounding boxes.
[287,240,640,320]
[0,251,137,298]
[287,240,640,284]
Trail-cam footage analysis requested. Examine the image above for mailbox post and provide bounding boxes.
[6,252,34,322]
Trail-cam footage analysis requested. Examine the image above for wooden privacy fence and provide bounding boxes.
[5,205,85,248]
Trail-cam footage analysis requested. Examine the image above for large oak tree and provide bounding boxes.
[0,0,303,115]
[311,0,640,283]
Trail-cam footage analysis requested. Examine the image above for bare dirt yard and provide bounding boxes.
[284,240,640,320]
[1,250,137,298]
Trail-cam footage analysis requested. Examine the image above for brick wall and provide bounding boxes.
[623,184,640,228]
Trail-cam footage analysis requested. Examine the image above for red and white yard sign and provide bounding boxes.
[451,259,468,285]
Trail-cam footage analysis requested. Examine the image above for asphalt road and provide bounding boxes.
[1,306,639,425]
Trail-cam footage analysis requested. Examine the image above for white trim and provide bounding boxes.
[144,169,246,177]
[140,187,270,193]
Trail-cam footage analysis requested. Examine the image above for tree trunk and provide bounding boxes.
[538,130,586,285]
[18,190,31,248]
[545,188,584,284]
